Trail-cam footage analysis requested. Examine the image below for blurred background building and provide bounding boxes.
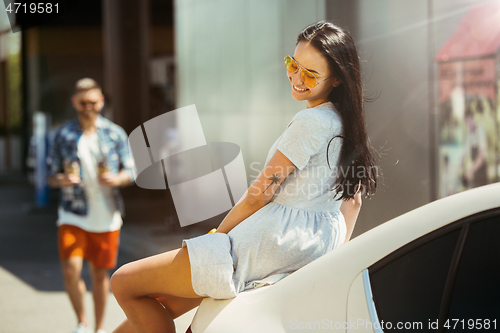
[0,0,499,235]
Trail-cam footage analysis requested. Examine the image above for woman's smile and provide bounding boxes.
[287,41,339,108]
[292,85,309,93]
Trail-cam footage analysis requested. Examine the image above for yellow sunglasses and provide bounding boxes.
[284,55,332,88]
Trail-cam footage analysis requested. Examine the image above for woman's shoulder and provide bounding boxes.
[293,102,342,133]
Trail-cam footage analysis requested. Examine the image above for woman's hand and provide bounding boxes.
[340,192,362,243]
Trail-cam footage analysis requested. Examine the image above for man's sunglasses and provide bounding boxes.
[80,101,98,107]
[284,55,332,88]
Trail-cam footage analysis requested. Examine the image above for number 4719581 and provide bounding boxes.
[5,2,59,14]
[444,319,497,330]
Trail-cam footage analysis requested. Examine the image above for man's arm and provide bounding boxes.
[113,127,136,186]
[98,170,131,187]
[47,173,81,188]
[46,131,81,188]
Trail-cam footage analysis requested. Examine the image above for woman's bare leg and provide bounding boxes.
[155,295,203,318]
[113,319,135,333]
[110,247,203,333]
[113,296,203,333]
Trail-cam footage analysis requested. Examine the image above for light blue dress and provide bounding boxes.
[183,102,346,299]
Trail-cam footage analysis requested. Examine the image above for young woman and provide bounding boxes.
[111,21,378,333]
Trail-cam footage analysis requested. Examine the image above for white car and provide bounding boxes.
[176,182,500,333]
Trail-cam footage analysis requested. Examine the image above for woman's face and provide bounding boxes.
[287,41,341,108]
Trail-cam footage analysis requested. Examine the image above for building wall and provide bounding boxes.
[0,7,23,174]
[176,0,497,236]
[175,0,326,183]
[327,0,496,235]
[326,0,431,234]
[24,26,104,127]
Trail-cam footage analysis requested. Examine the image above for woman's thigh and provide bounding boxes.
[111,247,200,300]
[156,295,203,319]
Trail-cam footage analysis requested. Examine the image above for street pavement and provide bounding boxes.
[0,175,214,333]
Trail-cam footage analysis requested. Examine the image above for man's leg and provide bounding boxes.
[87,228,120,332]
[61,256,88,327]
[89,263,110,332]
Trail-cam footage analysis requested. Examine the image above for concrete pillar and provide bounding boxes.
[326,0,359,38]
[102,0,149,134]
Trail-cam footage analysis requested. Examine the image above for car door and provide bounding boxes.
[352,208,500,332]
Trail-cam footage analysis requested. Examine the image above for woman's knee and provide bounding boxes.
[110,263,135,300]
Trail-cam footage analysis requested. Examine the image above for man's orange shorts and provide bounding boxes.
[58,225,120,269]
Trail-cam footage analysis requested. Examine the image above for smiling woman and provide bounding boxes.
[110,21,378,333]
[292,21,378,200]
[285,43,341,108]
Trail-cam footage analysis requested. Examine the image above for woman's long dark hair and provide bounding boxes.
[297,21,378,200]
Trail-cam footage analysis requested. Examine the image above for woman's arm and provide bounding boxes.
[340,192,362,243]
[216,149,296,234]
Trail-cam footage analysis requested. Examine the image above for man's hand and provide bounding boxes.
[47,173,81,188]
[98,171,131,187]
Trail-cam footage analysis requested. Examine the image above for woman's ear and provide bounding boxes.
[331,77,342,88]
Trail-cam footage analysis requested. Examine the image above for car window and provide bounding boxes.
[368,229,460,332]
[365,210,500,332]
[447,216,500,331]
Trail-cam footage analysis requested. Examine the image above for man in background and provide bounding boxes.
[47,78,135,333]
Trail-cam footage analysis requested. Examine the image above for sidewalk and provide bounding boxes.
[0,174,208,333]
